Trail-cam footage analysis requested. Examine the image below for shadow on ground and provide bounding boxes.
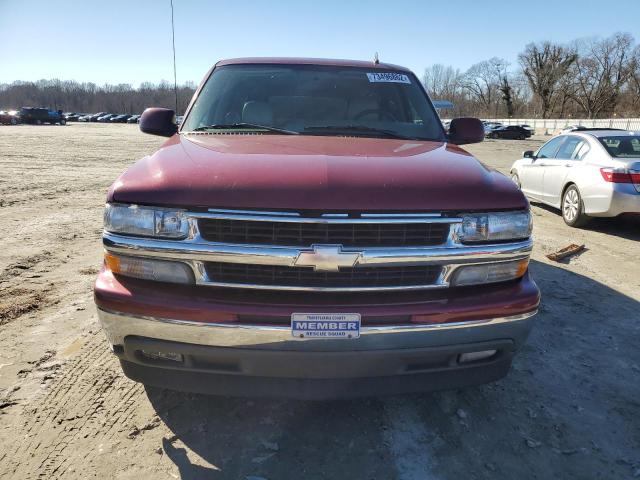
[531,201,640,241]
[145,260,640,480]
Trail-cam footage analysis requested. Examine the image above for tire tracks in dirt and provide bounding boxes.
[1,332,144,479]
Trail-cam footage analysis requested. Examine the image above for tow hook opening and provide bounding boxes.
[458,349,498,364]
[139,350,184,363]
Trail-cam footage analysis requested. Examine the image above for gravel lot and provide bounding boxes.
[0,123,638,479]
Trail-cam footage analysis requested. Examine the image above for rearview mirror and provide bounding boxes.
[139,107,178,137]
[447,117,485,145]
[523,150,536,159]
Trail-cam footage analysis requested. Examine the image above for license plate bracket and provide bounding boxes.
[291,313,361,340]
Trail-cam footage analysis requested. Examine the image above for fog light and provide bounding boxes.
[140,350,183,362]
[105,252,194,284]
[452,258,529,286]
[459,350,497,364]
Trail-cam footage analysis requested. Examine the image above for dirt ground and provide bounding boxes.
[0,123,638,480]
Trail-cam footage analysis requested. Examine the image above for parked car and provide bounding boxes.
[520,124,534,136]
[0,110,20,125]
[19,107,66,125]
[95,57,539,399]
[559,125,597,134]
[64,112,84,122]
[483,122,502,135]
[110,114,132,123]
[487,125,529,140]
[510,129,640,226]
[126,115,141,124]
[97,114,117,122]
[88,112,107,122]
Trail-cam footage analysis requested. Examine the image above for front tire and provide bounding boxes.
[35,119,42,125]
[60,119,66,125]
[562,185,589,227]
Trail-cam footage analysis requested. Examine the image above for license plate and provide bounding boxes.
[291,313,361,339]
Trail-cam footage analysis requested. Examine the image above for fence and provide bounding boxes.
[489,117,640,133]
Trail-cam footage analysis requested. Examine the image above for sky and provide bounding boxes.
[1,0,640,86]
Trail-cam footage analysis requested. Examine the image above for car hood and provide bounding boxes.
[109,133,528,212]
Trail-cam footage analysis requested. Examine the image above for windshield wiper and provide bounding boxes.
[303,125,417,140]
[191,123,299,135]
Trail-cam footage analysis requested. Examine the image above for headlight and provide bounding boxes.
[104,204,189,238]
[105,253,194,284]
[452,258,529,286]
[459,211,531,243]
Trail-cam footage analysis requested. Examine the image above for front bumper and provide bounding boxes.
[95,270,539,398]
[98,308,535,399]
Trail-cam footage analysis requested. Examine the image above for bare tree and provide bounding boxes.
[519,42,577,118]
[0,80,196,114]
[461,58,506,114]
[571,33,637,118]
[422,64,462,99]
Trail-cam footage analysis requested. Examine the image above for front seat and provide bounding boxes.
[242,101,274,125]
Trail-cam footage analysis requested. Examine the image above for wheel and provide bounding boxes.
[518,134,525,140]
[562,185,589,227]
[10,117,17,125]
[60,119,66,125]
[491,133,498,139]
[35,119,42,125]
[510,171,521,189]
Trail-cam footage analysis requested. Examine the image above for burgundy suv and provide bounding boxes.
[94,58,539,399]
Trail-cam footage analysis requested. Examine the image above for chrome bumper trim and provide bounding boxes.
[98,308,538,350]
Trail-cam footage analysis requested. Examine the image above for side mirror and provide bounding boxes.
[139,107,178,137]
[447,117,485,145]
[523,150,536,159]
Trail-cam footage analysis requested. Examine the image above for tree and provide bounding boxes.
[461,58,506,114]
[519,42,577,118]
[499,76,514,117]
[571,33,638,118]
[422,64,462,99]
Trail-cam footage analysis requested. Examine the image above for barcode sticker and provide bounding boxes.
[366,72,411,84]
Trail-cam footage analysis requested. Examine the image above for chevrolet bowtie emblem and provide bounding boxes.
[294,245,362,272]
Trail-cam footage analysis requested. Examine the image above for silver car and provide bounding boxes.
[510,129,640,226]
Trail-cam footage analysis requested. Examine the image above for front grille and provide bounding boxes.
[204,262,442,289]
[198,219,450,247]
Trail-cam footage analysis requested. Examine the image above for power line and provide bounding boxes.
[170,0,178,113]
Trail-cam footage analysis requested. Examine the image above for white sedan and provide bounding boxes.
[509,129,640,227]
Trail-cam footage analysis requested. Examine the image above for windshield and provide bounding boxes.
[598,135,640,158]
[182,64,445,141]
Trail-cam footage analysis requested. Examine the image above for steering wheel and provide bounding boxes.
[353,109,397,122]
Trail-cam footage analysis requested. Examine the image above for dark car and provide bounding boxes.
[0,110,20,125]
[110,114,132,123]
[126,115,141,124]
[19,107,66,125]
[487,125,529,140]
